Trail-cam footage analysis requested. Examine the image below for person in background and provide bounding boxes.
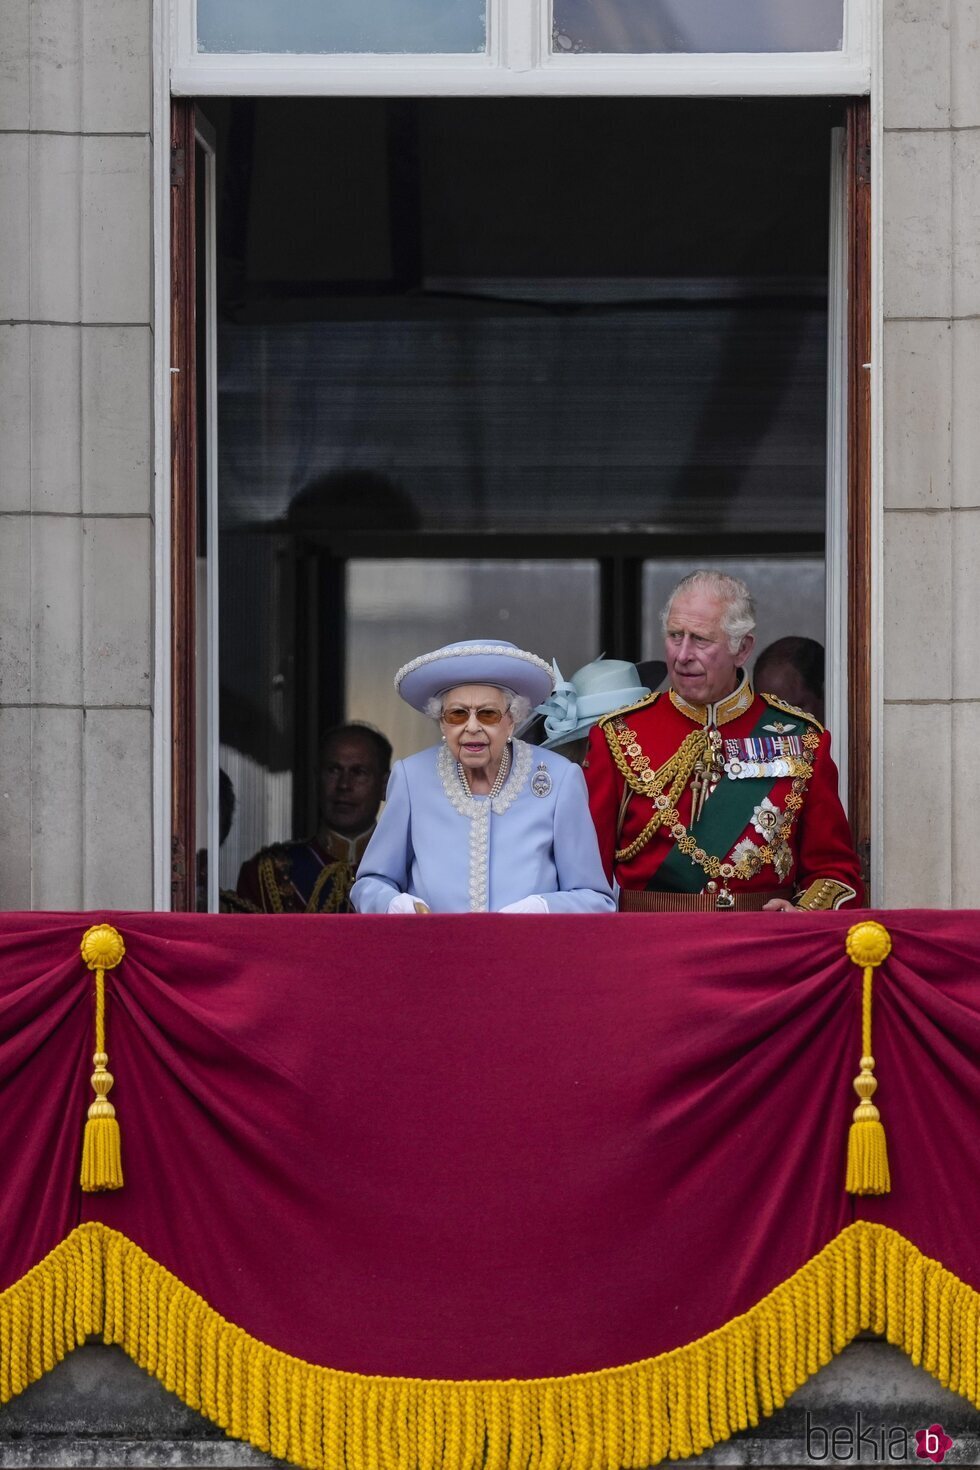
[585,570,861,913]
[533,657,654,766]
[351,640,614,915]
[237,723,391,913]
[197,769,251,912]
[753,636,825,727]
[635,660,668,696]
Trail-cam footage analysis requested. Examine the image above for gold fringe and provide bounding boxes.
[845,922,893,1196]
[0,1222,977,1468]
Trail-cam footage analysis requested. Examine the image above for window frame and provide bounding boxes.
[172,0,870,97]
[165,88,874,908]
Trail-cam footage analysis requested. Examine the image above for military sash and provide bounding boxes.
[647,707,812,894]
[602,691,820,896]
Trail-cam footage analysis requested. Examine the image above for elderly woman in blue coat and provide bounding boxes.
[350,641,615,915]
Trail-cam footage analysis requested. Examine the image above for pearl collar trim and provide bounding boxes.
[395,644,552,692]
[436,739,534,911]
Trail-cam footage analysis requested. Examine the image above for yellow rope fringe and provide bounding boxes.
[844,922,892,1196]
[79,924,126,1193]
[1,1222,976,1469]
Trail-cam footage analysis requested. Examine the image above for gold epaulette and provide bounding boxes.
[596,690,661,729]
[759,691,825,734]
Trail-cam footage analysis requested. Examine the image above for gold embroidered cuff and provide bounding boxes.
[794,879,858,911]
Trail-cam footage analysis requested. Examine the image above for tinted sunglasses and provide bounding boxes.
[441,705,508,726]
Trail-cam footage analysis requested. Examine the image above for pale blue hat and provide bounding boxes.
[536,657,650,750]
[395,640,555,713]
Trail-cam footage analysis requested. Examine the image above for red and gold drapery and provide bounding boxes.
[0,911,977,1467]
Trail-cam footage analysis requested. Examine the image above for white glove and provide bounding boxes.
[498,895,549,915]
[386,892,430,914]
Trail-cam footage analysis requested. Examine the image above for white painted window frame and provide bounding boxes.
[171,0,870,96]
[824,126,848,812]
[194,113,221,913]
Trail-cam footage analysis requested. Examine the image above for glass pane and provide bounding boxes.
[642,557,825,678]
[217,532,296,893]
[216,99,833,544]
[346,560,601,764]
[198,0,486,54]
[553,0,843,54]
[219,302,828,538]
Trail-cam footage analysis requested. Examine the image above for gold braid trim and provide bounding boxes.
[307,860,355,914]
[596,690,661,728]
[0,1223,977,1466]
[795,879,858,912]
[257,851,352,915]
[220,889,262,914]
[608,711,821,875]
[602,720,707,800]
[257,853,285,914]
[759,692,825,734]
[610,730,708,863]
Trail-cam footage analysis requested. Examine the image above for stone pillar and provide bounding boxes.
[881,0,980,905]
[0,0,155,908]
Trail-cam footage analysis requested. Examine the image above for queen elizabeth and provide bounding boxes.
[350,641,615,914]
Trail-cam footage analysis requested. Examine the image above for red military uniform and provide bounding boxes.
[584,678,862,911]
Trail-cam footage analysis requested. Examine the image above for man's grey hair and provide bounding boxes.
[660,570,756,654]
[424,687,532,726]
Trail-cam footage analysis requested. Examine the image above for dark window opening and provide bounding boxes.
[204,96,844,892]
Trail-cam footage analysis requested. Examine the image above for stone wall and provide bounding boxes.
[2,1,978,914]
[0,0,155,909]
[0,3,978,1466]
[881,0,980,905]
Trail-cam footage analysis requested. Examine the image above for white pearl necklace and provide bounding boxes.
[456,742,512,802]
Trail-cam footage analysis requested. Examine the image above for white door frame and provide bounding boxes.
[194,113,220,912]
[825,127,848,809]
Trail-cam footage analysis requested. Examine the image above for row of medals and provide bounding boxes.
[725,755,795,780]
[724,734,803,781]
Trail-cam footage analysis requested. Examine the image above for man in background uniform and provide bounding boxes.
[584,571,862,912]
[237,724,391,913]
[753,636,825,728]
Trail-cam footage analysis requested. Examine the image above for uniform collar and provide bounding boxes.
[669,673,754,728]
[319,825,376,864]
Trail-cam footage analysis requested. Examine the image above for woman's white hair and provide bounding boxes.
[660,570,756,653]
[424,687,532,726]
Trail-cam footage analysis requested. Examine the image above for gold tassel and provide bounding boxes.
[79,923,126,1192]
[844,921,892,1196]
